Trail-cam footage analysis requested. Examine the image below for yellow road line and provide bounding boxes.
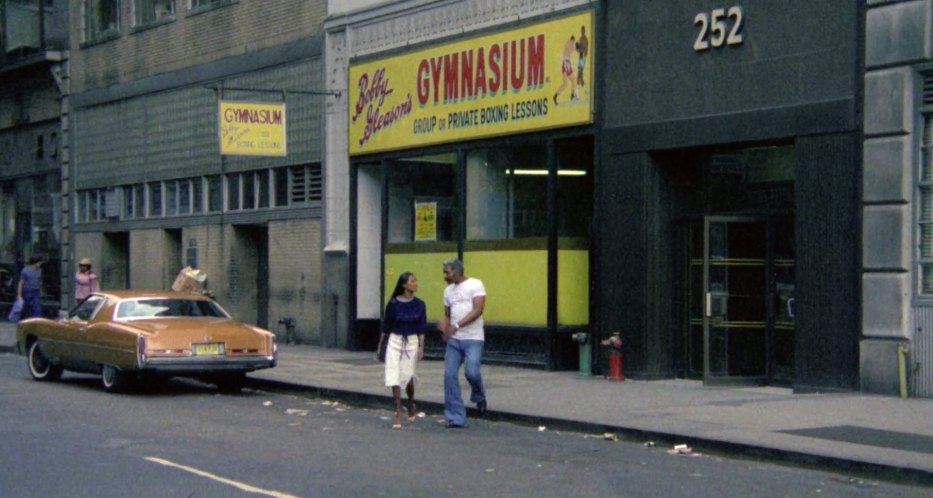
[145,456,301,498]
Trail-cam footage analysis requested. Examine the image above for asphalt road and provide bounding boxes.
[0,352,928,498]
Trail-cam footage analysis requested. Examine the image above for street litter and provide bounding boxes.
[485,469,495,473]
[262,400,273,407]
[538,426,547,432]
[285,409,309,417]
[667,444,701,456]
[643,441,655,447]
[416,412,426,418]
[603,432,618,441]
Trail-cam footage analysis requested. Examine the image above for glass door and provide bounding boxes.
[702,216,768,385]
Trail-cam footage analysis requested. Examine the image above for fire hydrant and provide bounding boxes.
[571,332,591,377]
[600,332,624,381]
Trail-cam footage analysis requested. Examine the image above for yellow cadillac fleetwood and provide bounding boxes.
[16,290,277,393]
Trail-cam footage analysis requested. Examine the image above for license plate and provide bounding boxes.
[192,343,224,356]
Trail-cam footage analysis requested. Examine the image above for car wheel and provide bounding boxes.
[27,341,63,381]
[101,364,131,393]
[215,373,247,394]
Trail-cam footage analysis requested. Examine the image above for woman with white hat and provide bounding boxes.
[74,257,99,302]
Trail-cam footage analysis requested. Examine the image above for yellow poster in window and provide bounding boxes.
[348,10,594,156]
[219,101,287,156]
[414,202,437,241]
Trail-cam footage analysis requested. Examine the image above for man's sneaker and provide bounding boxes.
[477,400,487,418]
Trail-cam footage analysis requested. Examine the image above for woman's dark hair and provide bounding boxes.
[390,272,414,300]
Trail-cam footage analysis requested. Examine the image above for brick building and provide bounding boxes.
[67,0,328,342]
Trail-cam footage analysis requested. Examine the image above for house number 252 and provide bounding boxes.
[693,6,744,51]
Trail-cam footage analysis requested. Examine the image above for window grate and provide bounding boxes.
[924,72,933,106]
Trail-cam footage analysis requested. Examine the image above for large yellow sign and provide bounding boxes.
[219,101,287,156]
[348,10,594,156]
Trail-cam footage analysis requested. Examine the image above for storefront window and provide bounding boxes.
[258,170,269,208]
[134,184,144,217]
[207,175,222,212]
[192,179,202,213]
[242,172,255,210]
[387,153,457,243]
[557,137,594,239]
[466,143,547,240]
[227,173,240,211]
[166,180,178,215]
[179,180,190,214]
[90,190,99,220]
[148,181,162,217]
[274,168,288,207]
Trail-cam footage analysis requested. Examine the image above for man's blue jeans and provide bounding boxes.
[443,338,486,426]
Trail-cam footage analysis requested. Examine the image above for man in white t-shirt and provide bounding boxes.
[440,257,487,428]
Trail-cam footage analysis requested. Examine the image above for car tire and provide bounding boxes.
[215,373,247,394]
[101,364,131,393]
[28,340,63,381]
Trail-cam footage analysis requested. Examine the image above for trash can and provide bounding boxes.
[572,332,591,377]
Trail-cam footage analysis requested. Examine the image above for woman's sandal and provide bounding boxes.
[407,404,416,423]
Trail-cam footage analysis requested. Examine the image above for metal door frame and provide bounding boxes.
[702,215,768,386]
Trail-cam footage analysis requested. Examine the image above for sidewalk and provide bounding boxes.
[251,345,933,483]
[3,322,931,483]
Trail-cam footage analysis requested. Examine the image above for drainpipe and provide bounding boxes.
[897,343,909,399]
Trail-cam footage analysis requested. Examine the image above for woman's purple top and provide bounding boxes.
[383,297,427,336]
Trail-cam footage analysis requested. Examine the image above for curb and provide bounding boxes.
[248,377,933,486]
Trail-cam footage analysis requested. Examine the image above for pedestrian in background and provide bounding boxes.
[74,257,99,302]
[380,271,426,429]
[439,257,487,428]
[16,256,43,320]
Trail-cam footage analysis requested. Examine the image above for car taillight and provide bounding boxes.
[137,335,147,364]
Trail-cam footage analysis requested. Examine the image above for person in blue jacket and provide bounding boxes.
[16,256,43,320]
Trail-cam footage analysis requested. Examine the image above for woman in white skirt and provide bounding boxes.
[380,272,426,429]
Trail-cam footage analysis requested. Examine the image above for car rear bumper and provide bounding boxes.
[140,354,276,374]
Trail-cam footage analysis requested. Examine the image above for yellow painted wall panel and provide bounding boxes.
[557,249,589,325]
[465,250,548,325]
[387,248,588,327]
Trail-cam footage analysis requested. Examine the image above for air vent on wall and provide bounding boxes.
[924,72,933,106]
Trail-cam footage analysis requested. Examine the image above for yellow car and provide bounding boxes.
[17,290,277,393]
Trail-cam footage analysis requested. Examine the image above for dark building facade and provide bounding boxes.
[597,1,862,391]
